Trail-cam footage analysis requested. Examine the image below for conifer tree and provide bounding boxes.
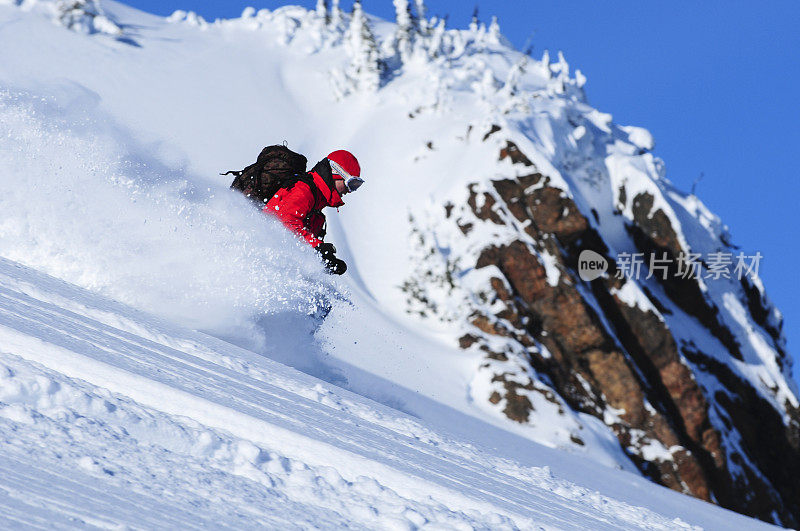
[469,6,479,33]
[393,0,416,60]
[541,50,552,79]
[316,0,329,25]
[556,51,570,79]
[488,15,500,44]
[503,56,527,97]
[414,0,428,34]
[347,0,383,92]
[427,16,446,58]
[331,0,342,27]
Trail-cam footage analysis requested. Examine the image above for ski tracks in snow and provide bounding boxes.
[0,257,700,529]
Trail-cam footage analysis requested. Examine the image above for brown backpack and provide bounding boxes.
[224,145,310,204]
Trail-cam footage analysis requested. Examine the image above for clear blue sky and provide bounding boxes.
[123,0,800,381]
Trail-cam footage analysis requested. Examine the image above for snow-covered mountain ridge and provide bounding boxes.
[0,0,796,527]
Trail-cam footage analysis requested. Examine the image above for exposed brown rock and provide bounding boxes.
[470,313,508,338]
[616,185,627,213]
[630,193,682,255]
[491,373,535,423]
[467,185,504,225]
[625,192,744,360]
[671,449,710,500]
[610,294,712,443]
[474,237,712,501]
[740,275,783,345]
[458,334,479,349]
[683,346,800,525]
[584,348,646,425]
[483,124,501,141]
[499,140,534,166]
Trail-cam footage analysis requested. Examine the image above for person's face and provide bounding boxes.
[334,178,349,195]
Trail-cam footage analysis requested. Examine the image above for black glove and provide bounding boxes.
[316,243,347,275]
[317,242,337,255]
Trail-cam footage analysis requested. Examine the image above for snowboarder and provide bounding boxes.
[264,150,364,275]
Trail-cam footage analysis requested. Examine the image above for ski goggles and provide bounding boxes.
[328,159,364,192]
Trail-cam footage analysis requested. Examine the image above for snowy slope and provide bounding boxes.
[0,255,771,529]
[0,0,795,527]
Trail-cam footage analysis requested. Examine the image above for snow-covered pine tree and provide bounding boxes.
[316,0,330,25]
[540,50,551,79]
[393,0,416,61]
[469,6,479,33]
[487,16,500,44]
[427,16,446,58]
[556,51,570,78]
[330,0,342,28]
[502,55,527,98]
[56,0,121,35]
[414,0,428,34]
[346,0,383,92]
[554,51,569,93]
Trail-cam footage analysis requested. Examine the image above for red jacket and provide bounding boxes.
[264,163,344,248]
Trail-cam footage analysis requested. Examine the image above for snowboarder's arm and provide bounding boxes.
[264,182,323,247]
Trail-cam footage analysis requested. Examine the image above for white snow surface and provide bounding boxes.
[0,1,788,528]
[0,254,768,530]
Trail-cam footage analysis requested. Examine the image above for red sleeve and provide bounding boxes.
[264,182,323,248]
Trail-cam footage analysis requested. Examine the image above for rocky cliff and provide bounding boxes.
[403,121,800,524]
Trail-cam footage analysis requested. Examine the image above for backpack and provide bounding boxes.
[224,145,310,204]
